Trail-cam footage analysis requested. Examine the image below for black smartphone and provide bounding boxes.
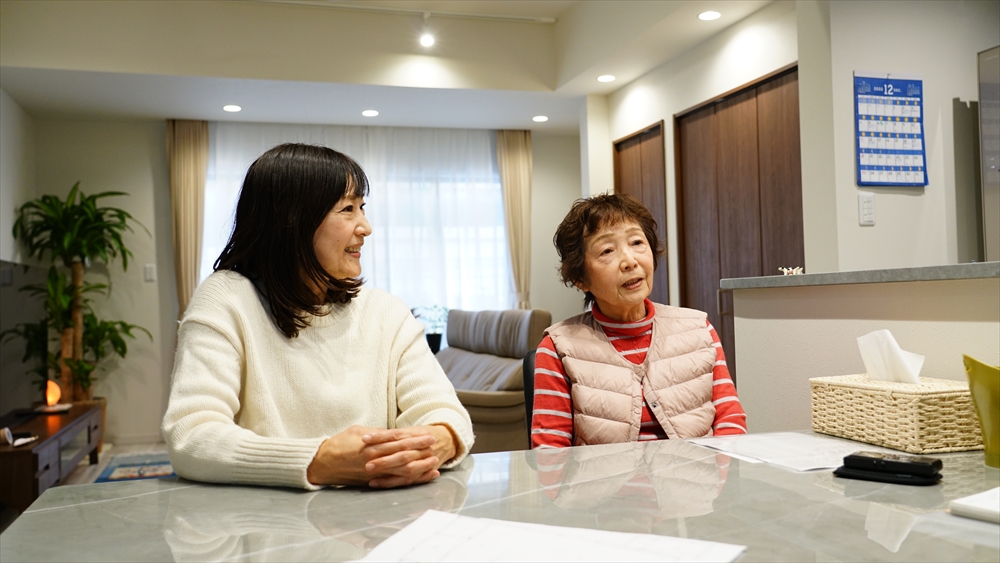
[11,431,33,439]
[833,466,941,486]
[843,451,942,476]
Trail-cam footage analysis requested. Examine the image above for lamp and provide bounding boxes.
[420,12,434,47]
[36,380,72,413]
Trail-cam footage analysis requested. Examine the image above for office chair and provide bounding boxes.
[522,349,536,447]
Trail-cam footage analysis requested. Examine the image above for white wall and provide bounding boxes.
[733,277,1000,432]
[531,133,586,324]
[828,0,1000,270]
[605,1,799,303]
[579,95,614,197]
[33,119,176,444]
[796,0,840,274]
[0,88,35,262]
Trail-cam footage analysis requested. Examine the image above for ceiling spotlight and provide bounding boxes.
[362,110,379,117]
[223,105,241,112]
[420,33,435,47]
[598,75,616,83]
[699,11,721,21]
[533,116,549,123]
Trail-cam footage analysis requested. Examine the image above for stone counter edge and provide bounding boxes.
[720,262,1000,290]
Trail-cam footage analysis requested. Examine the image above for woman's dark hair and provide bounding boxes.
[215,143,370,338]
[553,193,663,306]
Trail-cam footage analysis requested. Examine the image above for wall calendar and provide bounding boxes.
[854,72,927,187]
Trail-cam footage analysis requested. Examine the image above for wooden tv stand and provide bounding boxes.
[0,404,102,512]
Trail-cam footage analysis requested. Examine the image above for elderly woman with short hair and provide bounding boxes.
[531,193,746,449]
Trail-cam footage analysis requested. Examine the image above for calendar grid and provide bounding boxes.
[855,73,928,187]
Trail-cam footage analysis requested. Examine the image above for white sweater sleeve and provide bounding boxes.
[391,311,475,466]
[162,317,326,490]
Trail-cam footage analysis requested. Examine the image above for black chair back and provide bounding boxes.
[522,350,536,447]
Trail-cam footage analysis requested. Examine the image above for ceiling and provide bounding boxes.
[297,0,579,21]
[0,67,584,133]
[0,1,771,134]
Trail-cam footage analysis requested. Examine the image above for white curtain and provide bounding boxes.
[203,122,512,313]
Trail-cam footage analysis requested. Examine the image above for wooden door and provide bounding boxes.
[677,106,721,333]
[757,72,805,274]
[675,68,804,382]
[613,122,668,306]
[714,89,762,369]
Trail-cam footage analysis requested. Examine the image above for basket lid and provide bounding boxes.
[809,373,969,395]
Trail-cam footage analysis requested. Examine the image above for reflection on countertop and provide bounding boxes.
[1,437,997,562]
[163,458,474,562]
[534,439,726,533]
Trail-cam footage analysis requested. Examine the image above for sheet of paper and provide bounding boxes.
[687,432,893,472]
[356,509,746,563]
[948,487,1000,524]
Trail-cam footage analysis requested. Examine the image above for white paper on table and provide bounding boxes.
[947,487,1000,524]
[355,510,746,563]
[687,432,894,472]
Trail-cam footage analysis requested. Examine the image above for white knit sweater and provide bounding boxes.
[162,271,474,490]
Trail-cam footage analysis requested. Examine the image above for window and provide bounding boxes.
[202,122,512,313]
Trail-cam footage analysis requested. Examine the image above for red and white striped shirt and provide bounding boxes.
[531,299,747,449]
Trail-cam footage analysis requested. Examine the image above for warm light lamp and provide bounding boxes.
[46,380,61,406]
[36,379,71,412]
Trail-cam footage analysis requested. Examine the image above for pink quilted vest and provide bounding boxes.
[545,304,717,445]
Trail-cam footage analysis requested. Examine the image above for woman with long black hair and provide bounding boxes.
[162,143,473,490]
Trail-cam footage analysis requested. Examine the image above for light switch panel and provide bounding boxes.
[858,191,875,226]
[144,263,157,282]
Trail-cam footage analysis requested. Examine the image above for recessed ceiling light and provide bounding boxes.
[223,105,241,112]
[420,33,435,47]
[362,110,379,117]
[598,75,616,83]
[532,116,549,123]
[699,11,721,21]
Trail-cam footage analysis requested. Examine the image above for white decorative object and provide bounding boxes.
[778,267,804,275]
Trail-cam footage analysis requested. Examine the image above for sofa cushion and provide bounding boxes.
[436,347,523,392]
[446,309,550,360]
[455,389,525,408]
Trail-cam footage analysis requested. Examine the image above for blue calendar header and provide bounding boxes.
[854,73,927,187]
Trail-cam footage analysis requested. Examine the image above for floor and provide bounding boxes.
[62,441,168,485]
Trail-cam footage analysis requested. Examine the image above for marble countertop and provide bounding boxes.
[2,439,998,562]
[720,261,999,290]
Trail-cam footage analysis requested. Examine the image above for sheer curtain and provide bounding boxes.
[202,122,512,313]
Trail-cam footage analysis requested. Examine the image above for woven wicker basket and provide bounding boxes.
[810,374,983,454]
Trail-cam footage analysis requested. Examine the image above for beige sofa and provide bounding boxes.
[435,308,551,453]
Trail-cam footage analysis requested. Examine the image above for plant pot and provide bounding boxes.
[426,333,442,354]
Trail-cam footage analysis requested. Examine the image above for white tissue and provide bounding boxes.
[857,329,923,384]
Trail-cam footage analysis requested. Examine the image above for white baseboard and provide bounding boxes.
[108,433,165,445]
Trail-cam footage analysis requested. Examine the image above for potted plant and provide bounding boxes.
[9,182,150,403]
[412,305,448,354]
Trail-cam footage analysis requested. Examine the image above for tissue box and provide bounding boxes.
[810,374,984,454]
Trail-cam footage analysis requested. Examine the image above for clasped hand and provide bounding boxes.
[307,425,456,489]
